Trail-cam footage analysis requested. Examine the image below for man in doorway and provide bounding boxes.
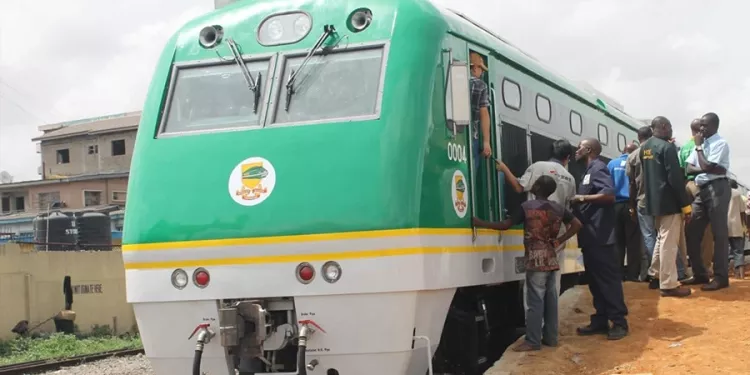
[609,142,642,281]
[627,127,655,282]
[682,112,732,291]
[570,138,628,340]
[495,139,577,298]
[469,51,492,172]
[640,116,692,297]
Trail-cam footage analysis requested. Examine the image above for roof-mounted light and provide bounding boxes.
[257,11,313,46]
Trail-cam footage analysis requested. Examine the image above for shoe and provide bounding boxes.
[607,325,628,340]
[576,324,609,336]
[660,286,691,298]
[701,279,729,291]
[677,275,690,283]
[648,278,660,290]
[680,276,710,285]
[511,341,540,352]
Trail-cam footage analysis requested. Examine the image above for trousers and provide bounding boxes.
[582,244,628,329]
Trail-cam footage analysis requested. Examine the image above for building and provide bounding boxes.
[0,112,139,243]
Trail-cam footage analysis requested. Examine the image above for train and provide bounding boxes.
[120,0,743,374]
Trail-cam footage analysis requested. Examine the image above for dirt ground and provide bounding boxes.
[487,279,750,375]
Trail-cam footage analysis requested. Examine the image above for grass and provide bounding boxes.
[0,325,142,366]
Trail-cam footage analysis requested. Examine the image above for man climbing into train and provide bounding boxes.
[473,176,581,351]
[469,51,492,171]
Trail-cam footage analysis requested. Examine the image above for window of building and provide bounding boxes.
[569,111,582,135]
[84,191,102,207]
[38,192,61,209]
[535,94,551,123]
[56,149,70,164]
[112,191,127,202]
[597,124,609,145]
[617,133,627,152]
[15,197,24,212]
[501,79,521,110]
[1,197,9,213]
[88,144,99,155]
[111,140,126,156]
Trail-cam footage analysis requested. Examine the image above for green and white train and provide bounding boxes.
[122,0,645,374]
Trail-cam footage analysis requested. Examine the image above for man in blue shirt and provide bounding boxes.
[608,143,642,282]
[682,112,731,291]
[571,138,628,340]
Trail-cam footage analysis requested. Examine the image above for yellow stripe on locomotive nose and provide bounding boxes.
[121,228,525,252]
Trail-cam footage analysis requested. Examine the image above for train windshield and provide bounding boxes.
[160,59,270,135]
[272,46,384,124]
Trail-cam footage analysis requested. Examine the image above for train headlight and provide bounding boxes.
[321,261,342,283]
[347,8,372,33]
[171,269,188,289]
[257,12,312,46]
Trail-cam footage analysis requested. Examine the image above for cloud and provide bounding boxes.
[2,0,749,184]
[0,0,212,181]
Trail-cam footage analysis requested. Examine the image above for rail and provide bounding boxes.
[0,348,144,375]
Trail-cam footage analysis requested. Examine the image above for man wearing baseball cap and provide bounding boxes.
[469,52,492,171]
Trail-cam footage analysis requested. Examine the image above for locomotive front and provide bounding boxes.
[122,0,449,374]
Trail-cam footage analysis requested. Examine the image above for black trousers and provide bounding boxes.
[686,178,731,283]
[614,202,643,280]
[582,244,629,329]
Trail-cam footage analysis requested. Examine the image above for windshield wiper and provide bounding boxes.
[285,25,336,112]
[226,38,261,114]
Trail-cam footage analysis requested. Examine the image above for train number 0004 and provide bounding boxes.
[447,142,467,163]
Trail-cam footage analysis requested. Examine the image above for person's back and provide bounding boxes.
[520,160,576,208]
[640,136,688,217]
[519,199,571,272]
[608,154,630,203]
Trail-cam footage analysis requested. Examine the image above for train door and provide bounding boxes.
[495,77,529,221]
[465,49,499,224]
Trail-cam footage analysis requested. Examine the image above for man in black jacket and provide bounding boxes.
[640,116,693,297]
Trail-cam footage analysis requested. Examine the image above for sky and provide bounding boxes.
[1,0,748,183]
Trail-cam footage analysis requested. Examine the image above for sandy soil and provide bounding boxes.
[488,279,750,375]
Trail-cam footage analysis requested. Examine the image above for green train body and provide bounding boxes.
[122,0,652,374]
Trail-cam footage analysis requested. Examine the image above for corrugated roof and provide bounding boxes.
[33,111,141,141]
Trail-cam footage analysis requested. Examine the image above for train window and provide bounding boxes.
[500,122,528,220]
[273,46,384,124]
[502,79,521,110]
[617,133,627,152]
[598,123,609,145]
[530,131,554,163]
[535,94,551,123]
[159,58,272,135]
[569,111,582,135]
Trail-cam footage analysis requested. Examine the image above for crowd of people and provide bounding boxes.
[472,112,749,352]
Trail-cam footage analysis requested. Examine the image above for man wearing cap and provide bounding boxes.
[469,52,492,171]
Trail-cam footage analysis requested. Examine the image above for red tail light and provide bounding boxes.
[296,262,315,284]
[193,268,210,288]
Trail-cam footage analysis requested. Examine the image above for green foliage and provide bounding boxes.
[0,332,142,366]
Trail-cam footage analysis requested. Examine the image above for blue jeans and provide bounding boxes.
[525,271,558,348]
[472,137,481,172]
[729,237,745,268]
[637,205,656,278]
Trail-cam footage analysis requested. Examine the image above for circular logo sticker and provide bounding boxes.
[228,157,277,206]
[451,169,468,218]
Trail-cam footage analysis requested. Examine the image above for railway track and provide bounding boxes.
[0,348,144,375]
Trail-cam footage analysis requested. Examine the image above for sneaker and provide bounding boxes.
[648,278,660,290]
[680,276,710,285]
[607,325,628,340]
[660,286,691,298]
